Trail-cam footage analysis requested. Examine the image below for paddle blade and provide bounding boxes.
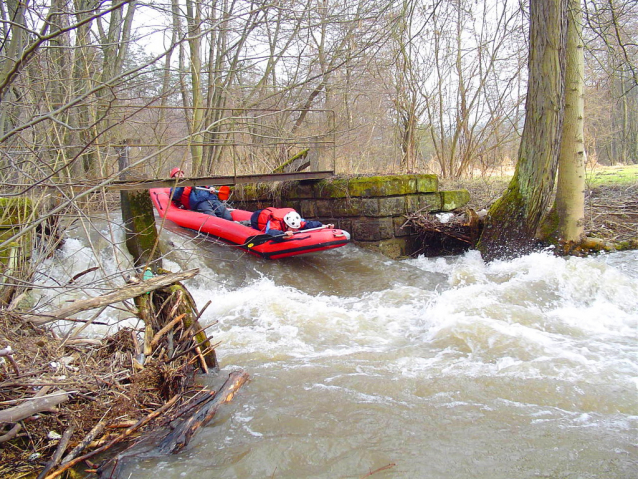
[218,185,230,201]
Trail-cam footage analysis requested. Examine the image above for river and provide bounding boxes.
[35,221,638,478]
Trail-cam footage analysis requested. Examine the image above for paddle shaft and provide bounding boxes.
[244,225,330,247]
[269,225,330,238]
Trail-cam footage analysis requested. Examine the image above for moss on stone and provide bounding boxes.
[314,199,334,217]
[283,182,315,199]
[299,199,318,217]
[405,194,442,213]
[229,174,479,258]
[378,196,407,216]
[313,178,350,198]
[414,175,439,193]
[351,217,394,241]
[331,197,365,216]
[439,190,470,211]
[236,174,442,203]
[345,176,415,197]
[313,175,437,199]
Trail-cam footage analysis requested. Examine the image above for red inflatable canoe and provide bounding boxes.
[150,188,350,259]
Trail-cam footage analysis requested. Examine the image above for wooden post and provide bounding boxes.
[118,140,163,270]
[116,147,218,370]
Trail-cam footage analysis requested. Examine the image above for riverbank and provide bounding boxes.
[0,273,247,478]
[441,164,638,246]
[1,165,635,477]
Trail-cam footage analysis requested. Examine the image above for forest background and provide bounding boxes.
[0,0,637,297]
[0,1,637,475]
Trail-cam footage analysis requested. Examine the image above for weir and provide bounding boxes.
[233,174,470,259]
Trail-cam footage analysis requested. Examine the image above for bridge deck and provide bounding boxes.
[107,170,335,191]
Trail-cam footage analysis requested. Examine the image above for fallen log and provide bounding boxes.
[94,370,249,478]
[0,390,69,424]
[22,269,199,325]
[158,370,250,454]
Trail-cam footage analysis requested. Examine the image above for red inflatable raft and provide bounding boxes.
[150,188,350,259]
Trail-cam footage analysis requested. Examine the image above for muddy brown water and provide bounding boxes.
[40,222,638,478]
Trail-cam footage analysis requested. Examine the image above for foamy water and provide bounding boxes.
[33,221,638,478]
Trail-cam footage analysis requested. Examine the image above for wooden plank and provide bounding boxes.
[94,171,334,191]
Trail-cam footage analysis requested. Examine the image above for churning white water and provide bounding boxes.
[34,219,638,478]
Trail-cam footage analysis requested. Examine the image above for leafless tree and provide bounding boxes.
[479,0,568,260]
[584,0,638,164]
[391,0,527,178]
[553,0,587,246]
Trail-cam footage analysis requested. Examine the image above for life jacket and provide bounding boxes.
[256,207,299,233]
[173,186,192,209]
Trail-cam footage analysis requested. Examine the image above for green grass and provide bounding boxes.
[586,164,638,187]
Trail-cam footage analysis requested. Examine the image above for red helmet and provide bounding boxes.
[170,167,183,178]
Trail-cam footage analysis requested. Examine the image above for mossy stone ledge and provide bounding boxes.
[234,174,469,259]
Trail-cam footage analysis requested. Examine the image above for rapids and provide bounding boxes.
[33,219,638,478]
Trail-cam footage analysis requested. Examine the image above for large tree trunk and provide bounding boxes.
[478,0,568,261]
[542,0,586,250]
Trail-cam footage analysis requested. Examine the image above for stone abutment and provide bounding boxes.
[234,174,470,258]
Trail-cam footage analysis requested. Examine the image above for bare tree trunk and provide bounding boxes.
[393,0,422,173]
[70,0,98,177]
[0,0,28,137]
[478,0,568,261]
[185,0,204,174]
[550,0,586,248]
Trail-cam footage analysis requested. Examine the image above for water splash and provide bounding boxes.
[32,222,638,479]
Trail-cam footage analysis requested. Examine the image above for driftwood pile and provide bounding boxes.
[406,181,638,256]
[404,208,483,256]
[0,269,248,478]
[585,183,638,247]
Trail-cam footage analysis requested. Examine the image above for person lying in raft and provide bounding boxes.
[168,167,233,221]
[250,207,334,238]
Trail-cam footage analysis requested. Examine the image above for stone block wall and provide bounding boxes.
[233,174,470,258]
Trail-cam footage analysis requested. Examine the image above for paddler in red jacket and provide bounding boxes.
[168,167,232,220]
[250,207,333,238]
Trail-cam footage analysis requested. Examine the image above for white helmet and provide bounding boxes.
[283,211,302,229]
